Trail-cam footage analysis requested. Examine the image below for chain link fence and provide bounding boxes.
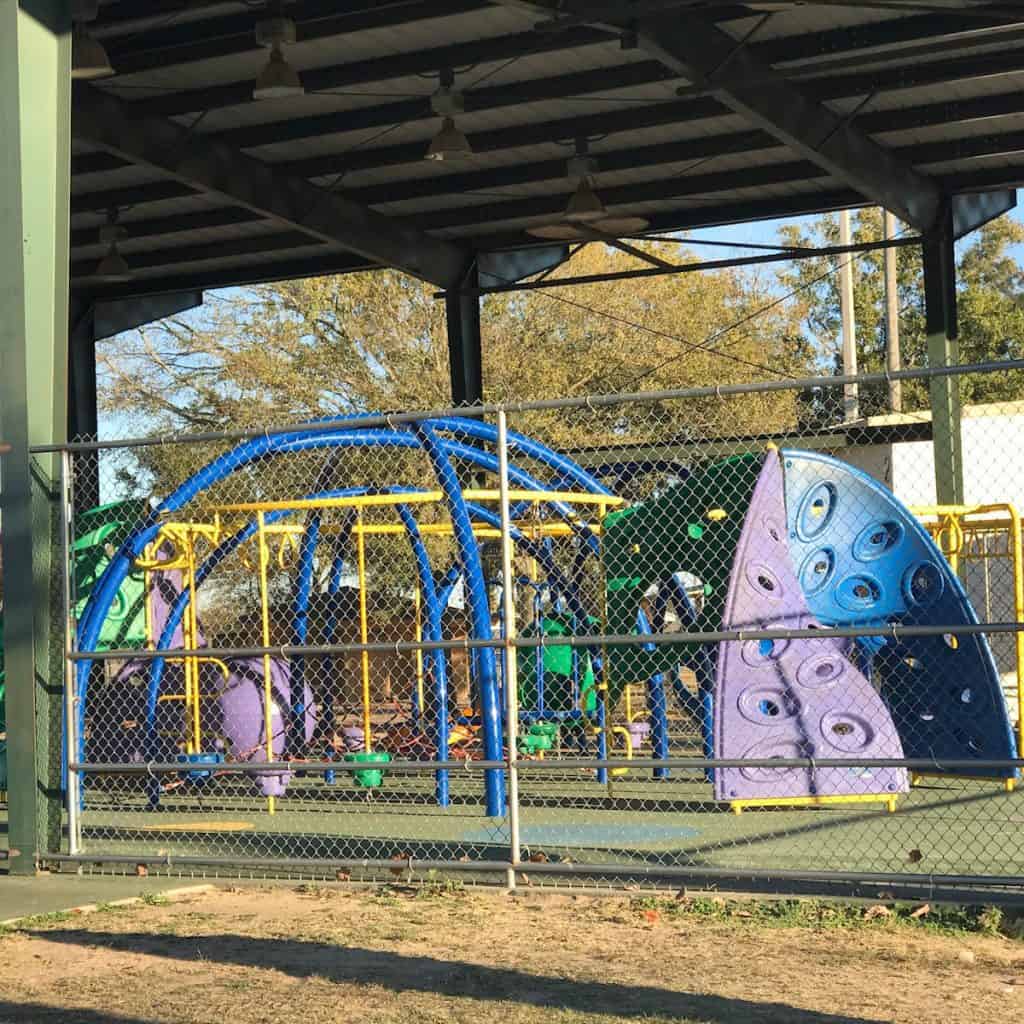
[33,358,1024,894]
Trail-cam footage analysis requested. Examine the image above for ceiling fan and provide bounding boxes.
[527,138,650,240]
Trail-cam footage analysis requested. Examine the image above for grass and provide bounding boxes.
[626,893,1019,938]
[2,884,1022,1023]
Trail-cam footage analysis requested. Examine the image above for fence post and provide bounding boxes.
[59,448,80,854]
[497,410,522,889]
[922,202,964,505]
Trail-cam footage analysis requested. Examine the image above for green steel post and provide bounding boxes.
[922,202,964,506]
[0,0,72,875]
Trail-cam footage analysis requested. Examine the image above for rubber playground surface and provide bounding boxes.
[62,769,1024,878]
[1,884,1021,1024]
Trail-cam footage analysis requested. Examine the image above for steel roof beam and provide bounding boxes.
[109,9,1017,119]
[71,180,196,215]
[630,11,945,231]
[99,0,490,75]
[469,165,1018,252]
[69,102,1024,242]
[145,26,614,121]
[70,208,264,250]
[345,95,1024,207]
[68,118,1024,242]
[71,83,470,287]
[279,53,1024,179]
[76,251,375,300]
[399,123,1024,232]
[210,42,1024,166]
[71,230,325,281]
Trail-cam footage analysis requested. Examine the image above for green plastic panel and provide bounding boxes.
[602,453,765,701]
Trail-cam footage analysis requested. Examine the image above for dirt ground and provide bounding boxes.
[1,884,1022,1024]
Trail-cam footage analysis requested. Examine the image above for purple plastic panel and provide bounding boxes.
[713,452,908,803]
[218,658,316,797]
[146,547,188,649]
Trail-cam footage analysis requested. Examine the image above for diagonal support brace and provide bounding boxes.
[72,83,470,289]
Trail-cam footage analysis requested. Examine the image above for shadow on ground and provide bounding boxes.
[29,927,890,1024]
[0,1002,158,1024]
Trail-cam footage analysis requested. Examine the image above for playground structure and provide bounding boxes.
[65,419,1021,822]
[909,502,1024,790]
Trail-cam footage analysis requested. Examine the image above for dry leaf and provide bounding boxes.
[907,848,924,863]
[390,852,412,876]
[864,905,893,920]
[909,903,931,919]
[642,909,660,924]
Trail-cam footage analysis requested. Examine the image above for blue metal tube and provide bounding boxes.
[647,671,670,780]
[75,420,613,785]
[75,428,422,741]
[666,576,715,770]
[396,503,450,807]
[412,422,504,818]
[422,418,613,497]
[637,606,671,779]
[290,511,321,752]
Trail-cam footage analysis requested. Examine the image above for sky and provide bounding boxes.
[97,202,1024,447]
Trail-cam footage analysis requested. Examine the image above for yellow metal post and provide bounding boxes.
[1008,504,1024,761]
[356,509,372,751]
[256,512,276,815]
[185,532,202,755]
[414,581,425,721]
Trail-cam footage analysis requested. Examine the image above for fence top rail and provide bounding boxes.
[68,757,1024,773]
[68,619,1024,661]
[30,358,1024,455]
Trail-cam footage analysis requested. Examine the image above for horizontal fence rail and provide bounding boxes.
[28,358,1024,454]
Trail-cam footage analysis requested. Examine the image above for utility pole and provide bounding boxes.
[883,209,903,412]
[838,209,859,421]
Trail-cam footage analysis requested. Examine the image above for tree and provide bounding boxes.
[98,241,811,500]
[776,209,1024,417]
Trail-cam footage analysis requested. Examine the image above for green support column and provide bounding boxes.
[921,202,964,506]
[0,0,72,874]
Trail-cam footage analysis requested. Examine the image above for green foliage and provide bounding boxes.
[777,209,1024,417]
[628,894,1021,937]
[97,242,810,499]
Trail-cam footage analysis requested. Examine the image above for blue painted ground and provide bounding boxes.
[461,822,700,847]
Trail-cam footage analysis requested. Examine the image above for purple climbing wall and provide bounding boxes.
[218,657,316,796]
[713,452,908,803]
[147,548,188,649]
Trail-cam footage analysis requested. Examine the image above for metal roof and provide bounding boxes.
[71,1,1024,297]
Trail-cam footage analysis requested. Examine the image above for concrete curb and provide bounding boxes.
[0,883,216,928]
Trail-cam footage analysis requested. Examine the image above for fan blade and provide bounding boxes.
[525,222,586,240]
[591,216,651,234]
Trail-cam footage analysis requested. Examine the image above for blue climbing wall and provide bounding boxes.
[782,449,1017,779]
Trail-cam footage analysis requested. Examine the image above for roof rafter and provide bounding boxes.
[71,83,470,288]
[498,1,946,230]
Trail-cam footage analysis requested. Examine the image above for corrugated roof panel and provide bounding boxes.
[880,113,1024,151]
[73,242,336,284]
[923,150,1024,176]
[433,173,837,239]
[719,6,912,43]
